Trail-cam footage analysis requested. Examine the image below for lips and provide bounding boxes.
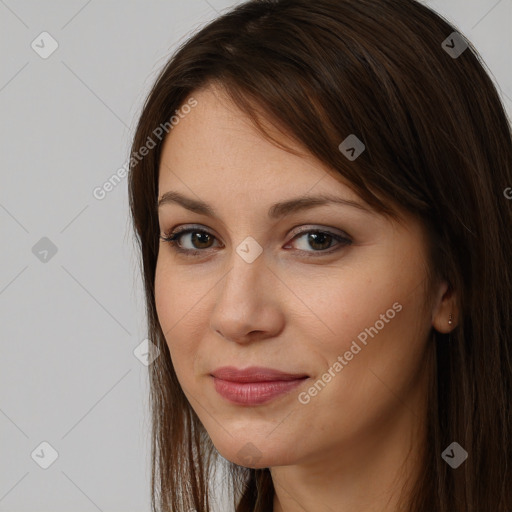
[210,365,309,382]
[210,366,309,405]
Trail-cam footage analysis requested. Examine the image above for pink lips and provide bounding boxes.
[210,366,309,405]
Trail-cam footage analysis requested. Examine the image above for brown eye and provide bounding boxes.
[286,229,352,255]
[186,231,215,249]
[160,228,221,252]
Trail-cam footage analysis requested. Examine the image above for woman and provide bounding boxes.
[128,0,512,510]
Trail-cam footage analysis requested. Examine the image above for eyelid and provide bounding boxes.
[287,224,351,240]
[162,223,351,240]
[162,224,223,244]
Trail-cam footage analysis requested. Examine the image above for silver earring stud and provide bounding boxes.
[448,313,453,325]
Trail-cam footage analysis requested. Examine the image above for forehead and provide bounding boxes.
[157,85,363,207]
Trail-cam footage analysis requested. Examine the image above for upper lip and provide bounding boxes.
[210,366,309,382]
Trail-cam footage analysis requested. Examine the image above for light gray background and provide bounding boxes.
[1,1,510,511]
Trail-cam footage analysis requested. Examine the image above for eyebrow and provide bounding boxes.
[157,190,375,218]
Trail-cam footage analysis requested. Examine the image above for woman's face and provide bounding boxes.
[155,84,440,469]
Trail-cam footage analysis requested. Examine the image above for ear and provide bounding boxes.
[431,280,458,333]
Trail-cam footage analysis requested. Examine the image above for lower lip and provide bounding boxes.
[212,376,308,405]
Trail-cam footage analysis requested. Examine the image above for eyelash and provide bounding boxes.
[159,225,352,258]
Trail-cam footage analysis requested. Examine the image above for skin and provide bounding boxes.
[154,84,458,512]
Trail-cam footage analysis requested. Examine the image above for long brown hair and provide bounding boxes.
[127,0,512,510]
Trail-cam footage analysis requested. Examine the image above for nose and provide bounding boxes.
[209,254,285,344]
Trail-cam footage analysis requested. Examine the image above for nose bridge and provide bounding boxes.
[210,247,280,341]
[217,248,267,309]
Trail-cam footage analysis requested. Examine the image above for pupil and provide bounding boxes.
[192,232,212,248]
[309,232,331,250]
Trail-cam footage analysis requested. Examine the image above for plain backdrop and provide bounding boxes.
[1,1,511,511]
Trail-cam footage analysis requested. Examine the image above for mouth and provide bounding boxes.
[210,366,309,405]
[210,365,309,382]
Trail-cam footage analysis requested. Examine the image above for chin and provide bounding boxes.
[213,437,300,469]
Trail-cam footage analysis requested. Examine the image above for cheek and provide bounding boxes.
[291,253,429,385]
[154,261,175,335]
[154,260,210,381]
[286,264,394,353]
[317,276,428,407]
[154,257,198,334]
[154,262,192,372]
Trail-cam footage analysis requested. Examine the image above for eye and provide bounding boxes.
[159,225,352,257]
[285,228,352,256]
[160,226,221,255]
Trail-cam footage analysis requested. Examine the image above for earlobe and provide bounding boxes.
[431,280,458,334]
